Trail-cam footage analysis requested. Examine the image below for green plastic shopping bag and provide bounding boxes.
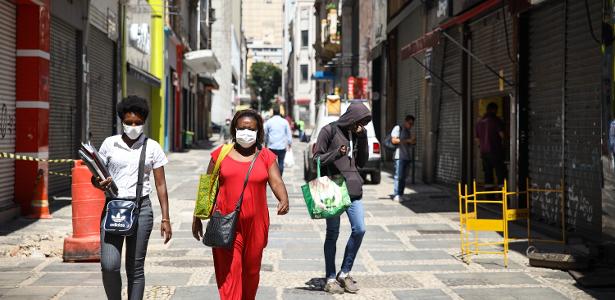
[194,144,233,219]
[301,158,351,219]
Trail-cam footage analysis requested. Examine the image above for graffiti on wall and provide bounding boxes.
[0,103,15,140]
[530,182,595,229]
[531,182,562,225]
[567,185,594,228]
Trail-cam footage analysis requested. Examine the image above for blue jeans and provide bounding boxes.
[270,149,286,175]
[394,159,411,196]
[324,199,366,279]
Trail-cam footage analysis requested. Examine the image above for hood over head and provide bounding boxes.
[337,102,372,128]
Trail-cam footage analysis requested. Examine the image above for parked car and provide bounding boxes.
[303,99,382,184]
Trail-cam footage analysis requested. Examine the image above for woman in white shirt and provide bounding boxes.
[93,96,172,300]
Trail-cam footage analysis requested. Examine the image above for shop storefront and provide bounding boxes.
[0,0,16,211]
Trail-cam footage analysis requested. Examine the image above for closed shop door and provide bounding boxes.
[0,1,16,210]
[89,25,115,148]
[563,0,601,235]
[435,28,463,184]
[525,0,602,237]
[49,16,79,197]
[469,8,514,185]
[526,0,565,225]
[396,10,423,166]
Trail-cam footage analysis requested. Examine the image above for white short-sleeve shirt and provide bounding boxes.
[391,125,401,160]
[98,134,168,198]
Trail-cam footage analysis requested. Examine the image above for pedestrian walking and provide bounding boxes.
[192,109,290,300]
[296,119,305,141]
[475,102,507,187]
[313,103,371,294]
[390,115,416,202]
[93,96,172,300]
[220,118,232,144]
[264,107,293,175]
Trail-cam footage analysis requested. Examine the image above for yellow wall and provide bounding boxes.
[148,0,166,146]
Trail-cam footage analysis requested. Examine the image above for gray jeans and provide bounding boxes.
[100,197,153,300]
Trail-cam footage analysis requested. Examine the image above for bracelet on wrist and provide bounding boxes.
[161,219,170,223]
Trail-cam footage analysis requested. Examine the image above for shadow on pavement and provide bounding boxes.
[0,198,72,237]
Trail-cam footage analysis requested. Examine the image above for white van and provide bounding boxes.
[302,99,382,183]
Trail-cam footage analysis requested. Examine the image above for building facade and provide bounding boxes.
[374,0,614,248]
[290,0,317,126]
[242,0,284,70]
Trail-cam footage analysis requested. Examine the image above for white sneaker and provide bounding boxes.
[393,195,401,202]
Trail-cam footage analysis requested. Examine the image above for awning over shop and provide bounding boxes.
[127,63,161,88]
[398,0,512,94]
[184,49,221,74]
[198,74,219,90]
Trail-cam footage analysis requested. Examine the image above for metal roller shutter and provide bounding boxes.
[89,25,115,148]
[49,16,79,197]
[526,0,602,237]
[436,28,462,184]
[564,0,601,235]
[0,1,16,210]
[470,8,514,99]
[526,0,566,226]
[396,10,423,167]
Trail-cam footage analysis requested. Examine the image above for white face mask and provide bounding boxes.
[123,124,144,140]
[235,129,257,148]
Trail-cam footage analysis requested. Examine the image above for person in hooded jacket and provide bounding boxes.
[313,102,372,294]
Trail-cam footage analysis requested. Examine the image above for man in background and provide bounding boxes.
[265,108,292,175]
[390,115,416,202]
[476,102,507,187]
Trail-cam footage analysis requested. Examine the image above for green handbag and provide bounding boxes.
[301,158,351,219]
[194,144,234,220]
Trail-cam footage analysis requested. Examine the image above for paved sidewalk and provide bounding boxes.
[1,139,614,299]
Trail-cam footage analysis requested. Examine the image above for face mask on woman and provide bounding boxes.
[123,123,144,140]
[235,129,257,148]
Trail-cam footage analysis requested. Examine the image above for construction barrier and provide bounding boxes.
[458,179,565,267]
[63,160,105,262]
[26,169,52,219]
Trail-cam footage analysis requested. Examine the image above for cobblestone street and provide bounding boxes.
[1,139,614,299]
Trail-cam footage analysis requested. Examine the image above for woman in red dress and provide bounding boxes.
[192,109,290,300]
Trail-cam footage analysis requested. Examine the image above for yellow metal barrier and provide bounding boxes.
[458,179,566,268]
[458,181,510,267]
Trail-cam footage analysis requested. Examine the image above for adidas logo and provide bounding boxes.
[111,212,126,223]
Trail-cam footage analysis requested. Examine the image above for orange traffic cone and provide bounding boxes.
[27,170,52,219]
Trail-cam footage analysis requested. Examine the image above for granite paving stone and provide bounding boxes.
[393,289,451,300]
[0,287,63,300]
[0,272,32,287]
[169,237,206,249]
[43,261,101,272]
[370,250,454,261]
[171,286,219,299]
[60,286,107,300]
[453,287,568,300]
[410,239,462,249]
[379,264,466,272]
[436,272,539,286]
[281,288,334,300]
[474,258,524,270]
[33,272,104,286]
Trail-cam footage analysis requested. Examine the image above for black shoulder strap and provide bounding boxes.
[235,150,260,211]
[136,137,148,200]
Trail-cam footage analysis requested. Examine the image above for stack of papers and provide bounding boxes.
[79,142,118,197]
